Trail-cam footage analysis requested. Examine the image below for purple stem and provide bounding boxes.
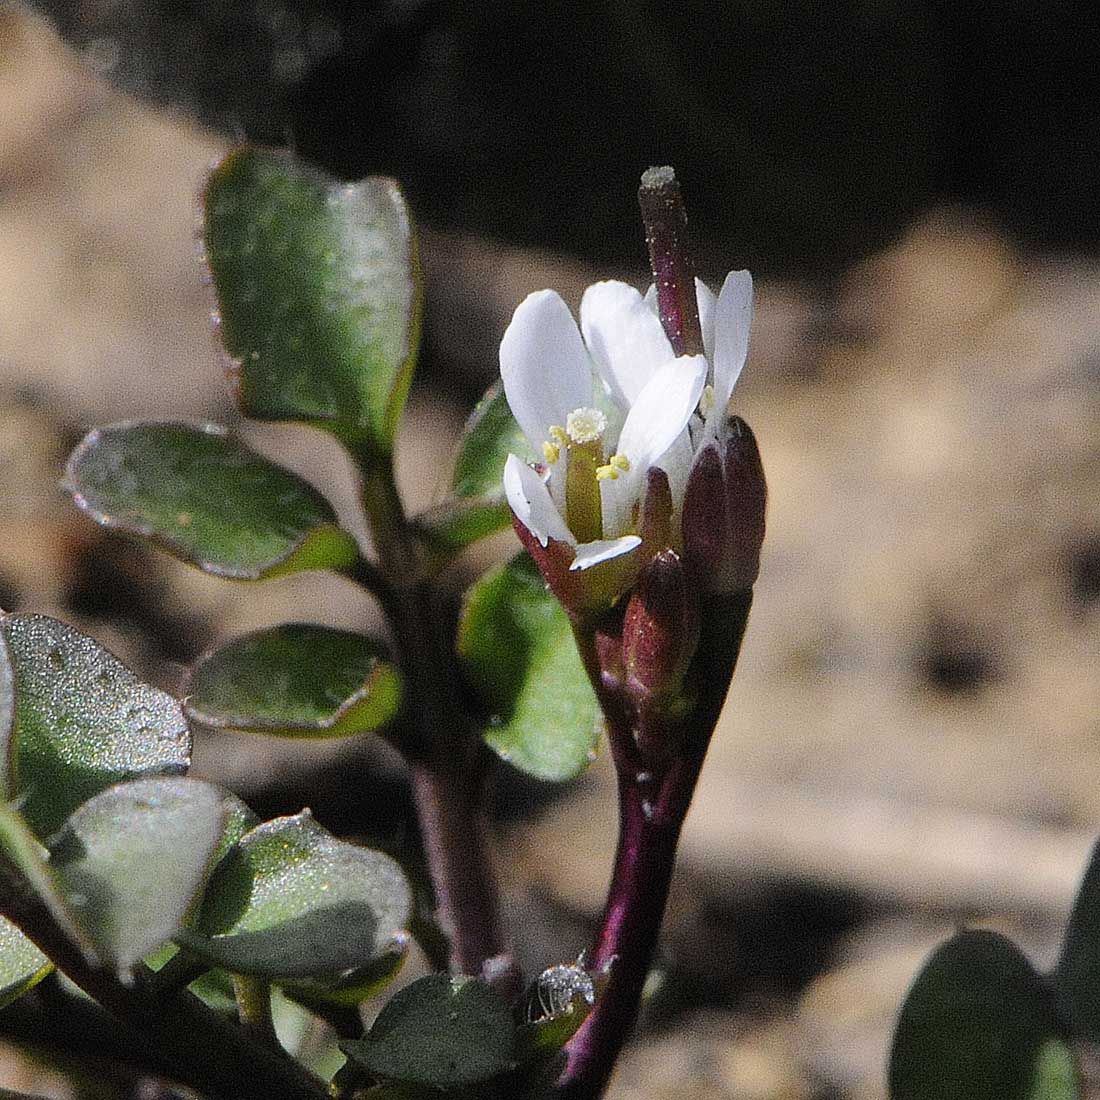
[553,592,752,1099]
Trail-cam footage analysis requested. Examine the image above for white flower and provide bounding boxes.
[501,271,752,577]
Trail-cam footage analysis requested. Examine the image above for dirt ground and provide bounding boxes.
[4,8,1100,1098]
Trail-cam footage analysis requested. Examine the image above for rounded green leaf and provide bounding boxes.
[203,147,422,453]
[889,930,1069,1100]
[451,382,533,500]
[0,917,51,1009]
[457,553,599,781]
[49,777,230,974]
[412,382,536,553]
[2,613,191,838]
[342,975,516,1088]
[64,420,358,581]
[184,624,402,739]
[185,810,412,981]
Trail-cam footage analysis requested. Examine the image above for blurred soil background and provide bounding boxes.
[3,2,1100,1097]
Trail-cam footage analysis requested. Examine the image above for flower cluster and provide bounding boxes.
[500,272,756,613]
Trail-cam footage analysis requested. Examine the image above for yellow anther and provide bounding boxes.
[542,440,561,464]
[595,453,630,481]
[548,425,569,447]
[698,384,715,418]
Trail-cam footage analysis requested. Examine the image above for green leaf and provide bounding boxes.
[451,382,533,500]
[207,791,261,874]
[412,381,535,553]
[203,147,422,454]
[184,624,402,739]
[283,949,406,1008]
[411,496,516,555]
[2,613,191,838]
[64,420,358,581]
[1055,838,1100,1041]
[185,810,412,981]
[1028,1040,1079,1100]
[457,553,599,781]
[342,975,516,1088]
[0,802,83,950]
[0,917,51,1009]
[49,777,229,973]
[888,930,1069,1100]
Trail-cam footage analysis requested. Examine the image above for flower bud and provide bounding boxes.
[681,416,766,593]
[621,549,699,711]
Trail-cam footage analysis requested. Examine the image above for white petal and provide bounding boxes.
[503,454,574,547]
[580,281,674,406]
[618,355,708,473]
[657,429,694,513]
[696,277,717,363]
[500,289,593,456]
[568,535,642,572]
[600,355,707,535]
[711,270,752,417]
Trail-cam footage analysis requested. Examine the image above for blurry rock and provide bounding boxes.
[608,1011,810,1100]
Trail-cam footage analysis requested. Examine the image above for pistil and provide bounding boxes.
[638,166,703,358]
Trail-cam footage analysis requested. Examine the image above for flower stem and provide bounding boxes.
[355,455,518,996]
[554,592,752,1098]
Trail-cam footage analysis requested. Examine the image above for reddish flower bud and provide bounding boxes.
[621,549,699,711]
[681,416,766,593]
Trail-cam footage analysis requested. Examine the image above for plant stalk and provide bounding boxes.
[553,592,752,1098]
[356,456,518,995]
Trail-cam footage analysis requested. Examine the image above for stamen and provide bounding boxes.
[565,407,608,445]
[698,384,715,418]
[541,425,570,465]
[596,453,631,481]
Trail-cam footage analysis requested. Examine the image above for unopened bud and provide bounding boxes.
[621,549,699,710]
[639,466,673,550]
[681,416,766,593]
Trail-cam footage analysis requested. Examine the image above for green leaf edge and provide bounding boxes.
[183,628,403,740]
[62,419,359,581]
[203,147,424,455]
[184,809,413,980]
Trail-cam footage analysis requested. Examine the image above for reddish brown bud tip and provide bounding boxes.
[639,466,673,549]
[681,417,766,593]
[621,549,699,707]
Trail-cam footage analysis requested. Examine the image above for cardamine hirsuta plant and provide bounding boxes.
[0,152,1099,1100]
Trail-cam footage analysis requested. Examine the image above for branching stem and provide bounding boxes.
[0,858,327,1100]
[355,454,519,997]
